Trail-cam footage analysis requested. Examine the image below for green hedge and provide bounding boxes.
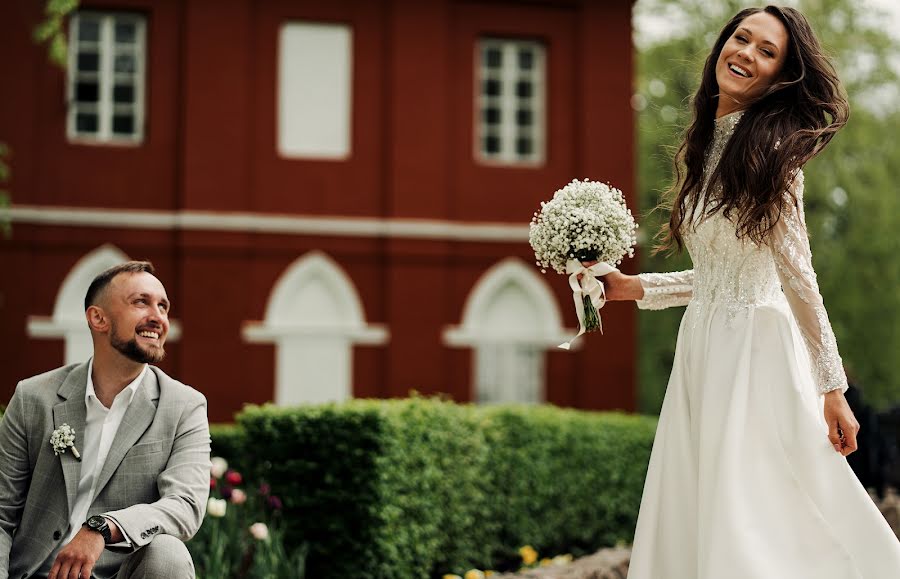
[225,397,656,578]
[209,422,247,473]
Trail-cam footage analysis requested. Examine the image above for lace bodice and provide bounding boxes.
[637,111,848,395]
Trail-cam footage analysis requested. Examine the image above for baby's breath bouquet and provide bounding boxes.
[529,179,637,348]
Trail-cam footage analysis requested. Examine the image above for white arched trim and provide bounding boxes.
[443,257,574,348]
[242,251,388,344]
[26,245,181,365]
[241,251,387,406]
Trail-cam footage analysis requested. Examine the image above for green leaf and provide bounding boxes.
[49,34,68,68]
[46,0,79,16]
[32,17,59,43]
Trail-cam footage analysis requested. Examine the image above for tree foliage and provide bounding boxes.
[635,0,900,411]
[34,0,79,68]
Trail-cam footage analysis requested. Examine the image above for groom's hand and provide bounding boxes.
[824,390,859,456]
[48,527,104,579]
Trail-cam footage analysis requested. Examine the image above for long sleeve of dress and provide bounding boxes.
[635,270,694,310]
[770,169,849,395]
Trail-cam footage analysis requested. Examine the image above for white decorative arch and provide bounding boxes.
[445,258,571,346]
[243,251,388,406]
[27,245,181,365]
[444,258,575,404]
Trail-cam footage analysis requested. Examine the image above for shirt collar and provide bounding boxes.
[85,358,148,407]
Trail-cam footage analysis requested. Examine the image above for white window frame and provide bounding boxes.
[475,38,546,166]
[67,11,147,145]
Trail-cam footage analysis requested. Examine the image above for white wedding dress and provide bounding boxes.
[626,110,900,578]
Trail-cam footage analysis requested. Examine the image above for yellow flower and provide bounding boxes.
[519,545,538,566]
[485,572,495,577]
[552,554,573,566]
[464,571,485,579]
[442,575,462,579]
[540,558,553,567]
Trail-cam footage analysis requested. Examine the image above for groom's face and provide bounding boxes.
[104,272,171,364]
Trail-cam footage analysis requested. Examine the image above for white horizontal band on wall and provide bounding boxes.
[27,315,184,341]
[7,205,530,242]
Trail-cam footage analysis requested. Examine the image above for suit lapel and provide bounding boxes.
[52,362,89,513]
[94,368,159,497]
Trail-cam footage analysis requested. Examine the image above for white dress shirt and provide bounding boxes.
[38,359,146,574]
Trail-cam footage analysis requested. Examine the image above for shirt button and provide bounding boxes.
[53,530,61,540]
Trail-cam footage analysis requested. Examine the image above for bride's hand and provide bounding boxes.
[578,261,645,301]
[824,390,859,456]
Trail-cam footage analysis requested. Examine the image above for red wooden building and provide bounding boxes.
[0,0,638,422]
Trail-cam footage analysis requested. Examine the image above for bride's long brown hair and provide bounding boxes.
[659,5,849,252]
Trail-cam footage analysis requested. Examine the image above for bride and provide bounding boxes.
[597,6,900,577]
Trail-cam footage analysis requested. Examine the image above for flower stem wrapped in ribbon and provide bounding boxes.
[562,259,619,349]
[529,179,637,348]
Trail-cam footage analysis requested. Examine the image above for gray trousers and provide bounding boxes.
[116,535,195,579]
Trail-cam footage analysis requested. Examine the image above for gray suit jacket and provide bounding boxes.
[0,362,211,579]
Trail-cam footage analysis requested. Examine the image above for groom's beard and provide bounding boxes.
[110,321,166,364]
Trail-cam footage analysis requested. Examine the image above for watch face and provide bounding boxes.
[87,515,106,529]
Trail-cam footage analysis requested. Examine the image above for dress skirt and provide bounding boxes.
[626,299,900,578]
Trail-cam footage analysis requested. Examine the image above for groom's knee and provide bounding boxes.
[119,534,195,579]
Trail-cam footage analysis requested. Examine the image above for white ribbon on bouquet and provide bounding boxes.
[559,259,618,350]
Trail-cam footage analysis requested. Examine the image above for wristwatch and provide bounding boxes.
[84,515,112,544]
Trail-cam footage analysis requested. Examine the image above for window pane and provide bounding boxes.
[77,52,99,72]
[518,49,534,70]
[475,38,544,165]
[516,109,532,126]
[484,47,502,68]
[113,84,134,103]
[75,112,99,133]
[112,114,135,135]
[484,135,500,154]
[79,19,100,42]
[114,53,136,73]
[115,21,136,44]
[484,107,500,124]
[516,81,532,98]
[516,137,532,156]
[75,82,99,103]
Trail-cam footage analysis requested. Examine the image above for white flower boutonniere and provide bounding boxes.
[50,423,82,461]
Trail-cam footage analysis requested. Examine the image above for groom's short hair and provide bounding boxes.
[84,261,157,311]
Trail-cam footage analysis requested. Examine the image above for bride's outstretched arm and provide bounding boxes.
[581,262,692,309]
[770,169,849,396]
[633,270,694,310]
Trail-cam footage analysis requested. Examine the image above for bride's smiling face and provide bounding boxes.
[715,11,789,110]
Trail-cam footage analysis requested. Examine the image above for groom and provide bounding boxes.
[0,261,211,579]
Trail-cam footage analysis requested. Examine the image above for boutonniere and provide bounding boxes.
[50,423,82,461]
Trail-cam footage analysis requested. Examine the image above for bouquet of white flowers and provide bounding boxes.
[529,179,637,348]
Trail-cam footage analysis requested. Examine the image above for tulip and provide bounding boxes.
[249,522,269,541]
[210,457,228,479]
[230,488,247,505]
[225,470,243,486]
[207,497,227,518]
